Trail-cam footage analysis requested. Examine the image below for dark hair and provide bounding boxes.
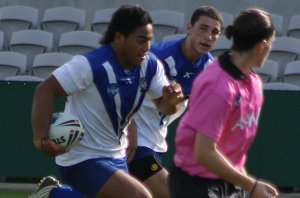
[100,5,152,44]
[190,6,223,28]
[225,8,275,51]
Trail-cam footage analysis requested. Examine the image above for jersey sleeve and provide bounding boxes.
[147,59,170,100]
[183,87,231,142]
[52,55,93,95]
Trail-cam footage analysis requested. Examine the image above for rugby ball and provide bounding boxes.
[49,112,85,147]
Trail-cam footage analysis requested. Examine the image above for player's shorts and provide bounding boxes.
[168,164,245,198]
[128,146,164,181]
[56,157,128,198]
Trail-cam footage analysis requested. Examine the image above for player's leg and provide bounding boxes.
[129,147,169,198]
[57,157,152,198]
[96,169,152,198]
[143,168,169,198]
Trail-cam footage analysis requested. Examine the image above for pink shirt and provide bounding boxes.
[174,57,264,178]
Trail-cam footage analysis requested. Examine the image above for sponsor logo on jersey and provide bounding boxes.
[120,77,134,84]
[139,77,147,91]
[107,83,119,97]
[231,108,261,131]
[183,71,194,78]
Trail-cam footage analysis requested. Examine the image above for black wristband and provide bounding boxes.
[250,179,258,197]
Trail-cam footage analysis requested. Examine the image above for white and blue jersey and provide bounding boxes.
[133,37,214,152]
[53,45,169,166]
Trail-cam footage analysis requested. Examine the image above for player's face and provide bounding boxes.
[119,24,153,69]
[187,16,221,55]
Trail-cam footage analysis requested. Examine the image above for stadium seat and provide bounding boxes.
[32,52,73,79]
[210,35,232,58]
[41,7,86,51]
[91,8,116,34]
[282,60,300,88]
[263,82,300,91]
[9,30,53,72]
[0,31,4,51]
[287,14,300,39]
[254,59,279,83]
[58,31,102,55]
[0,5,38,49]
[149,10,185,42]
[162,33,186,41]
[268,37,300,78]
[221,12,234,31]
[0,51,27,80]
[271,13,284,37]
[4,75,44,82]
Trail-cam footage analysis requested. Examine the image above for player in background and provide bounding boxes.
[30,4,184,198]
[168,7,279,198]
[127,6,223,198]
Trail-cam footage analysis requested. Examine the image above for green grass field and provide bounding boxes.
[0,190,32,198]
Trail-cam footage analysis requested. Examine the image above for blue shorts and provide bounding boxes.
[129,146,164,181]
[133,146,163,162]
[57,157,128,198]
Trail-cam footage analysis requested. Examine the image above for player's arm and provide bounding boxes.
[31,75,69,156]
[152,81,184,115]
[194,133,278,197]
[126,119,138,162]
[148,56,184,115]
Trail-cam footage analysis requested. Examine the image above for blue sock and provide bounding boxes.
[49,185,84,198]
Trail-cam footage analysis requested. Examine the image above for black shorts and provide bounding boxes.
[168,165,245,198]
[128,147,163,181]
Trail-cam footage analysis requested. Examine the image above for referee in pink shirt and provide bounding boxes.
[169,7,279,198]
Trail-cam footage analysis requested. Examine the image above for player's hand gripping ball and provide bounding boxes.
[49,113,85,148]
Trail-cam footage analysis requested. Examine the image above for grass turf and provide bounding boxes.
[0,190,32,198]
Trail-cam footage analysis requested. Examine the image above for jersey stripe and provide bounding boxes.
[122,58,148,128]
[103,61,122,125]
[100,61,120,138]
[165,56,177,79]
